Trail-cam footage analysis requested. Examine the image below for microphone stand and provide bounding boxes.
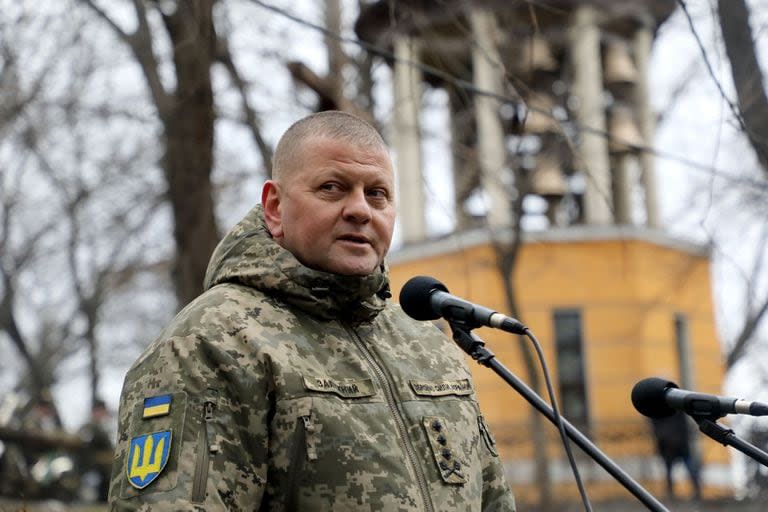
[448,321,669,512]
[694,416,768,468]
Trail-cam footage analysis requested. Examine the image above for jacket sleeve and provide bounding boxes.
[108,325,271,511]
[479,414,516,511]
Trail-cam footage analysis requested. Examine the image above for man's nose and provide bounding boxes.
[343,187,372,223]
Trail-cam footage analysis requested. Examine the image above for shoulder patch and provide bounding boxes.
[142,394,172,419]
[127,430,172,489]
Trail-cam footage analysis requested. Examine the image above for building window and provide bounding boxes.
[553,309,590,433]
[674,312,699,459]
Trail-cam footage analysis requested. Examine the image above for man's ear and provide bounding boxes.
[261,180,284,239]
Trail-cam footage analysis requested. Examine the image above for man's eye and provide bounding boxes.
[367,189,389,199]
[320,183,341,191]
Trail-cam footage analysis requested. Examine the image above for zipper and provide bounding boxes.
[302,414,318,461]
[343,324,434,512]
[478,414,498,457]
[191,400,215,503]
[285,414,310,511]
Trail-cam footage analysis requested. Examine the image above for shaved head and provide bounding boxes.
[261,110,395,275]
[272,110,388,183]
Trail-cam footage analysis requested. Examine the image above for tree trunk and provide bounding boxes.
[496,242,553,509]
[718,0,768,176]
[494,168,553,509]
[717,0,768,368]
[162,3,220,307]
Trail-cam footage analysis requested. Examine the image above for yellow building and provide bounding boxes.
[388,225,730,503]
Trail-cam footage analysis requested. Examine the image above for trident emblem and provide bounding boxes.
[127,430,172,489]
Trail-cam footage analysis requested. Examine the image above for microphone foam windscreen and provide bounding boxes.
[399,276,447,321]
[631,377,678,418]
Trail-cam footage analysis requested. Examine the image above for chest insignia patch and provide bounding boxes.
[126,430,172,489]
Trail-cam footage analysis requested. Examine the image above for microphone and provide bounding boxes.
[399,276,528,334]
[631,377,768,419]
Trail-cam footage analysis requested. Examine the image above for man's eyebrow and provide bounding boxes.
[318,167,393,183]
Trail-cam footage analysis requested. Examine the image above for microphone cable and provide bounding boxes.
[522,328,593,512]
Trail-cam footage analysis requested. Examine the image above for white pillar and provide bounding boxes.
[470,7,512,228]
[634,21,660,228]
[612,154,633,224]
[393,35,426,243]
[447,87,478,230]
[569,5,613,225]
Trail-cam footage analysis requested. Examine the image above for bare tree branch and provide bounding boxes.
[80,0,171,119]
[656,59,701,127]
[727,224,768,368]
[79,0,132,44]
[215,32,274,177]
[286,60,372,121]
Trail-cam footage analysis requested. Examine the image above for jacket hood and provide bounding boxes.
[203,205,391,323]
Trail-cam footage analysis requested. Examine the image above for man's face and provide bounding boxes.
[262,136,396,276]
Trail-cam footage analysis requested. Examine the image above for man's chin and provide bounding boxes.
[327,258,379,277]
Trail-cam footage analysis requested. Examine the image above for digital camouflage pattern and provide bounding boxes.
[108,205,515,511]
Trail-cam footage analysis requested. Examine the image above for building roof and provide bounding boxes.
[389,225,710,264]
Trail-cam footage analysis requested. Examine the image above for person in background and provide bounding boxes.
[651,410,702,501]
[78,399,114,502]
[108,110,514,511]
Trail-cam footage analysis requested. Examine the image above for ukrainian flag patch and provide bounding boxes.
[126,430,172,489]
[142,394,172,419]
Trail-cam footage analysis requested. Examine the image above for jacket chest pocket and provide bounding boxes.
[274,380,384,510]
[276,375,380,465]
[409,378,491,486]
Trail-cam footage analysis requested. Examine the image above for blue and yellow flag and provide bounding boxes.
[127,430,172,489]
[142,394,172,419]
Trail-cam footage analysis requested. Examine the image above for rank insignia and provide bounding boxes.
[142,394,172,419]
[126,430,172,489]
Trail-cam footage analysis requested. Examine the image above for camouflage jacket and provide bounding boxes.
[108,205,515,511]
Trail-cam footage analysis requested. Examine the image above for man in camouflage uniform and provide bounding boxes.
[108,110,515,511]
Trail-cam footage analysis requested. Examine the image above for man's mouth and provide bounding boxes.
[338,234,370,245]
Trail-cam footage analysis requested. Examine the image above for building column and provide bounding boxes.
[470,7,512,229]
[633,20,660,228]
[609,104,644,224]
[393,35,426,243]
[612,154,633,224]
[447,86,479,230]
[569,5,613,225]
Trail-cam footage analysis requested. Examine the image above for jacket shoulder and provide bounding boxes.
[126,283,280,378]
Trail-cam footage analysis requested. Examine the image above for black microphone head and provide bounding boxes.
[399,276,448,321]
[631,377,679,418]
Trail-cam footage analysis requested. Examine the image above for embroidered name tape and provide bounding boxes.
[410,379,473,397]
[303,376,374,398]
[142,394,172,419]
